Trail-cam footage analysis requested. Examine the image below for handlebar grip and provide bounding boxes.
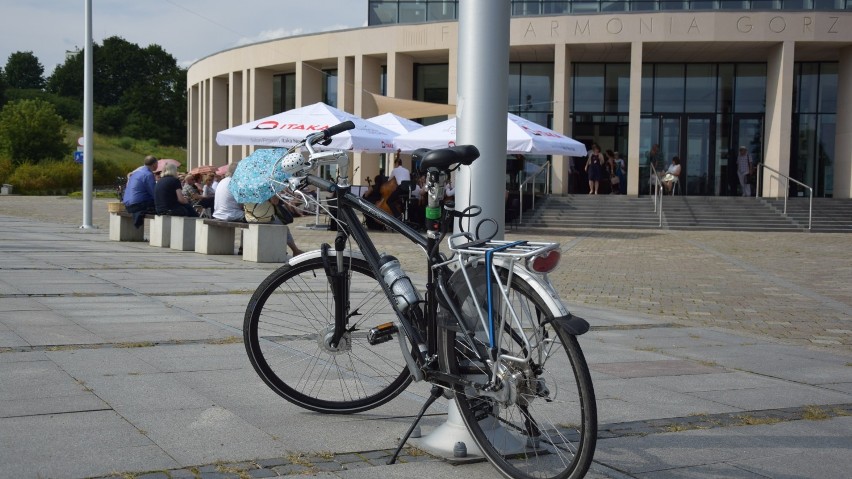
[306,174,337,193]
[322,121,355,141]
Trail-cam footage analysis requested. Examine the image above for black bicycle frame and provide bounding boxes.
[307,174,435,356]
[305,173,483,389]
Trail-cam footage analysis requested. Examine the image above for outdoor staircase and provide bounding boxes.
[520,195,852,233]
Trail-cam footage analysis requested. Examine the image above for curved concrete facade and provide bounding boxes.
[187,11,852,197]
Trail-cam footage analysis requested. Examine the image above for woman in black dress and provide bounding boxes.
[585,143,603,195]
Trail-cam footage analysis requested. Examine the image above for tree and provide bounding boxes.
[4,51,45,90]
[45,49,84,99]
[0,67,7,106]
[45,36,187,145]
[0,99,69,164]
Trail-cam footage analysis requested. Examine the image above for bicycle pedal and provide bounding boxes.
[367,322,398,345]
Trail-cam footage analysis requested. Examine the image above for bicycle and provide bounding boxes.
[243,121,597,479]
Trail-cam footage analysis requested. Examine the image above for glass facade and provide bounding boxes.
[369,0,851,24]
[323,69,338,108]
[572,62,780,196]
[792,62,838,197]
[509,63,556,193]
[413,63,450,125]
[272,73,296,114]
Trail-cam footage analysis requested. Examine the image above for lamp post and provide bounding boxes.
[81,0,95,229]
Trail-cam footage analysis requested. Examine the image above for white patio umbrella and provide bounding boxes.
[366,112,423,135]
[393,113,588,157]
[216,102,397,153]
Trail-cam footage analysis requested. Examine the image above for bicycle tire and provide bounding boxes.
[440,265,597,479]
[244,254,413,414]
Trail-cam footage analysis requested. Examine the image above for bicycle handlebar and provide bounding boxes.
[306,174,337,193]
[306,120,356,147]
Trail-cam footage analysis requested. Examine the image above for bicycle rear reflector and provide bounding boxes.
[529,250,561,273]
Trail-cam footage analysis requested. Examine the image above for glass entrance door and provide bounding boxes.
[730,115,763,196]
[651,115,715,195]
[685,116,715,195]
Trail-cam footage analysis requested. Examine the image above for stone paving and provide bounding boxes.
[1,195,851,479]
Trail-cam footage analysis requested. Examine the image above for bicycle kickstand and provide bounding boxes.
[387,384,444,465]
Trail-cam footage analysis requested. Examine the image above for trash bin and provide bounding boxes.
[0,184,12,195]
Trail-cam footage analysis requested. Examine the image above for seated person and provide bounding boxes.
[123,155,158,227]
[244,196,303,256]
[201,174,216,197]
[660,156,682,194]
[154,164,197,217]
[212,164,245,222]
[182,173,214,210]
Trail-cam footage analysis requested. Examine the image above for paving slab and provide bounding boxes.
[2,204,852,479]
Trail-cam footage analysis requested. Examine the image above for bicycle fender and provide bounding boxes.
[552,314,590,336]
[293,249,367,264]
[492,258,571,318]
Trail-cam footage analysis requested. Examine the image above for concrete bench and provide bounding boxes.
[109,211,154,242]
[169,216,198,251]
[149,215,171,247]
[196,219,289,263]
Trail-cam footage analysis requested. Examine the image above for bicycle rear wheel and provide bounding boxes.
[440,265,596,479]
[244,254,413,414]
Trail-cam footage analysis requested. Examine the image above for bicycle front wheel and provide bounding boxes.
[244,254,413,414]
[441,265,597,479]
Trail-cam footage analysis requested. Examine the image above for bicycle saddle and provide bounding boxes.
[414,145,480,173]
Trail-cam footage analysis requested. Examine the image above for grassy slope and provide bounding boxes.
[64,125,188,173]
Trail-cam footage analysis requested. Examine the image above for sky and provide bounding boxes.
[0,0,367,75]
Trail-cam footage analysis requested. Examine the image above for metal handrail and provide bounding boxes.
[755,163,813,230]
[649,164,663,227]
[518,160,550,224]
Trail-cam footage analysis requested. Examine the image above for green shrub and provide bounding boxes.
[0,157,13,183]
[6,160,82,194]
[0,99,70,164]
[92,157,125,186]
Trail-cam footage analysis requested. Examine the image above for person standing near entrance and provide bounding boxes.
[585,143,603,195]
[736,146,753,197]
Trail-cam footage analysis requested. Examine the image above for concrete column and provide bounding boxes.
[388,53,414,100]
[251,68,274,121]
[627,41,643,197]
[297,61,323,107]
[188,84,199,168]
[355,55,385,186]
[834,46,852,199]
[455,0,510,239]
[339,56,355,114]
[199,80,208,171]
[227,71,243,164]
[210,77,228,166]
[763,41,794,198]
[447,46,458,112]
[551,43,572,195]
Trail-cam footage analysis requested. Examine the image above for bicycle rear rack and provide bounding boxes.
[440,234,561,367]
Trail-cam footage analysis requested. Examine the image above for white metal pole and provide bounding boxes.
[454,0,511,240]
[81,0,95,229]
[411,0,514,461]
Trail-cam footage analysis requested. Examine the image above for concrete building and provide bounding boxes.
[187,1,852,199]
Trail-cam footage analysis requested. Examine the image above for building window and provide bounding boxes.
[368,0,849,24]
[323,69,338,107]
[792,62,838,197]
[414,63,449,124]
[509,63,555,127]
[273,73,296,113]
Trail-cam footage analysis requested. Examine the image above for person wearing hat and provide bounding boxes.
[736,146,753,197]
[123,155,158,228]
